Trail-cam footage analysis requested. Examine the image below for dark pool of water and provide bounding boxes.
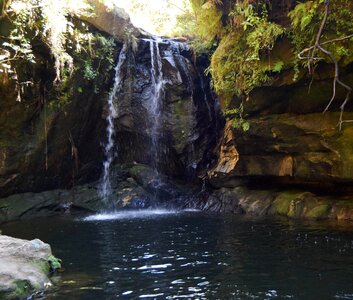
[2,210,353,299]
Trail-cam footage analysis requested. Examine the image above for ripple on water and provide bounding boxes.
[4,211,353,299]
[138,264,172,270]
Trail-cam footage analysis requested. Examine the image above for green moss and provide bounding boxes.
[129,164,149,177]
[337,127,353,178]
[10,280,34,299]
[289,0,353,67]
[288,199,305,218]
[48,255,62,272]
[270,192,298,216]
[172,98,191,152]
[34,260,50,276]
[191,0,224,43]
[335,199,353,209]
[306,204,330,219]
[209,3,284,105]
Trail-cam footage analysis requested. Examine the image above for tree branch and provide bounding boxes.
[298,0,352,130]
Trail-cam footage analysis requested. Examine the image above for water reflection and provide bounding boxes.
[2,213,353,299]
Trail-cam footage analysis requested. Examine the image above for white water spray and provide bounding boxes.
[148,40,164,170]
[99,44,127,204]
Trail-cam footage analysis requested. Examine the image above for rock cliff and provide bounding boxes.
[0,3,222,200]
[203,54,353,220]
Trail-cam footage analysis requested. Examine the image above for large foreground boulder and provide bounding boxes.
[0,235,56,299]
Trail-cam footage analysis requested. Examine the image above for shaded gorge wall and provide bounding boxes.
[0,25,224,198]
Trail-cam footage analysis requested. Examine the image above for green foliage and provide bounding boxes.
[273,60,284,73]
[289,1,318,31]
[83,61,98,81]
[48,255,62,272]
[172,8,196,37]
[0,0,92,79]
[289,0,353,77]
[0,1,40,69]
[117,0,193,37]
[1,0,115,107]
[169,0,222,55]
[191,0,224,42]
[50,28,115,109]
[188,0,353,113]
[79,33,115,82]
[210,2,284,104]
[225,104,250,132]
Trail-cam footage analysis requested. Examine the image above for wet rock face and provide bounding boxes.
[0,48,108,197]
[113,38,222,177]
[0,7,222,197]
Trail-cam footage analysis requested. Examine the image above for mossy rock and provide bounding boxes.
[269,191,298,216]
[336,126,353,179]
[48,255,62,272]
[8,280,34,300]
[305,204,330,220]
[0,235,54,299]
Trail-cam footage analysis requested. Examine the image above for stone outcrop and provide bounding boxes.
[203,51,353,219]
[207,121,239,186]
[208,63,353,185]
[230,112,353,181]
[191,186,353,221]
[0,235,55,299]
[83,0,143,39]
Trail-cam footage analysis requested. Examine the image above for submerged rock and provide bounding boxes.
[0,235,55,299]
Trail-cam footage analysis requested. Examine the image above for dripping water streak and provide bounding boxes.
[99,44,127,206]
[149,40,164,171]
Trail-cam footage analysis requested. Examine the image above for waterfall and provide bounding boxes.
[145,38,200,177]
[148,39,165,171]
[99,44,127,206]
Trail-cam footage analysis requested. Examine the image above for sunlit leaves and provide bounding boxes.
[109,0,192,36]
[2,0,92,80]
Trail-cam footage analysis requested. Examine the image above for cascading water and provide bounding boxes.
[95,36,218,211]
[99,44,127,206]
[148,39,165,171]
[145,38,200,178]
